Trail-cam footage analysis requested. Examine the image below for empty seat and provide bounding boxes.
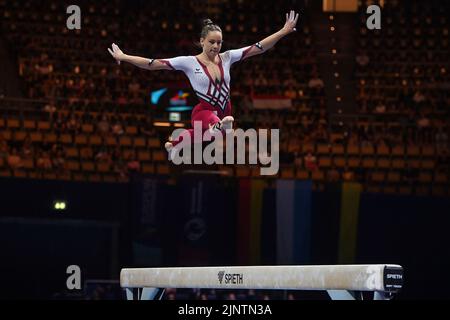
[331,144,345,155]
[346,144,359,155]
[30,132,43,142]
[280,167,295,179]
[296,170,310,180]
[59,134,72,144]
[66,147,79,158]
[79,147,93,159]
[14,131,27,141]
[406,145,420,156]
[119,136,132,147]
[97,162,111,172]
[126,126,138,135]
[362,157,376,168]
[148,138,161,148]
[361,144,375,155]
[236,167,250,177]
[312,170,325,181]
[348,157,360,168]
[387,171,401,182]
[13,169,27,178]
[407,159,421,169]
[392,158,405,169]
[105,136,117,146]
[81,124,94,133]
[418,172,432,183]
[421,145,435,157]
[153,150,166,162]
[318,156,332,168]
[23,119,36,130]
[134,137,146,148]
[22,158,34,169]
[89,135,103,145]
[316,144,330,155]
[74,134,88,145]
[81,161,95,172]
[7,118,20,129]
[142,163,155,174]
[156,164,170,175]
[37,121,51,131]
[421,159,434,169]
[138,150,151,161]
[391,145,404,157]
[333,156,346,168]
[88,173,102,182]
[66,160,80,171]
[371,171,385,183]
[103,174,117,183]
[377,157,391,169]
[43,133,57,143]
[376,144,390,156]
[435,172,448,183]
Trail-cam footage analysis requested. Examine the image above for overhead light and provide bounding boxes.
[153,122,171,127]
[54,201,67,211]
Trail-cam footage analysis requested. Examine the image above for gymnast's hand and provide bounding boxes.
[281,10,299,34]
[108,43,125,65]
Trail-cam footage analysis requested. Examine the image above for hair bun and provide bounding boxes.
[203,19,214,26]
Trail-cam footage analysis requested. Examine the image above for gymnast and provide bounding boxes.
[108,10,299,158]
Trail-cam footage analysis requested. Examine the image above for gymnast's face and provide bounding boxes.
[201,31,223,58]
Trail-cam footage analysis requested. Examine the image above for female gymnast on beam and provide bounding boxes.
[108,10,299,159]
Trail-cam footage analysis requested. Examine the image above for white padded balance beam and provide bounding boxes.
[120,264,403,293]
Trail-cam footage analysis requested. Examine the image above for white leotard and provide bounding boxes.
[159,46,253,111]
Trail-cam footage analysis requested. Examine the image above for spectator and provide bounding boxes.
[327,165,340,182]
[343,167,355,181]
[7,147,23,169]
[304,150,318,171]
[112,118,124,135]
[308,73,324,89]
[356,50,370,67]
[21,136,33,158]
[66,113,81,135]
[413,90,426,105]
[97,114,110,136]
[126,153,141,173]
[37,151,52,170]
[374,101,386,114]
[436,127,448,154]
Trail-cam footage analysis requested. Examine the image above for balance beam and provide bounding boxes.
[120,264,403,300]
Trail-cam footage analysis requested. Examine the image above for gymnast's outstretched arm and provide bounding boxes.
[107,43,174,71]
[238,10,299,60]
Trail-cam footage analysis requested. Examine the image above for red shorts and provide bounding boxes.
[171,100,232,146]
